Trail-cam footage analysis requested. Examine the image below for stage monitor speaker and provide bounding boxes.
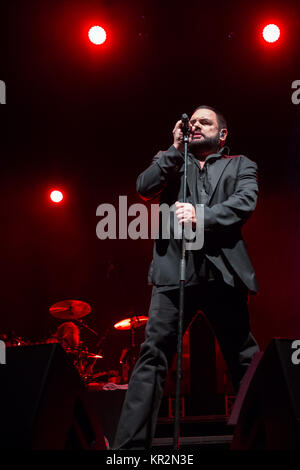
[230,338,300,450]
[66,393,107,450]
[77,389,127,449]
[0,343,83,449]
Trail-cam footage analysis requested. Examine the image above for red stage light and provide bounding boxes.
[50,190,64,203]
[88,26,107,45]
[262,24,280,43]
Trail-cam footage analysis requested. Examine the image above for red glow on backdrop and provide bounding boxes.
[262,24,280,43]
[88,26,107,45]
[50,190,64,203]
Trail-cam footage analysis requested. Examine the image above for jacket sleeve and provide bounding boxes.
[204,156,258,231]
[136,145,184,200]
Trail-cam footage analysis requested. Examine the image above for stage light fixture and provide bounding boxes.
[50,190,64,203]
[262,24,280,43]
[88,26,107,45]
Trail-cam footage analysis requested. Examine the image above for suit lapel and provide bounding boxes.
[177,153,232,204]
[207,157,231,204]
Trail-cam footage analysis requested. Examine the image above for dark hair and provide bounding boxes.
[193,105,227,130]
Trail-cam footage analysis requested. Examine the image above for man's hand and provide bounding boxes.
[175,201,196,225]
[172,120,192,153]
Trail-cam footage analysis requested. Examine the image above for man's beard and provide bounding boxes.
[188,133,221,155]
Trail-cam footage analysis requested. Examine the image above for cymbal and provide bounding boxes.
[114,316,148,331]
[49,300,91,320]
[79,351,103,359]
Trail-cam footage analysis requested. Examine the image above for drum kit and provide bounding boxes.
[47,299,148,386]
[2,299,148,386]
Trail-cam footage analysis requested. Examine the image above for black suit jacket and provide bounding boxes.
[136,145,258,293]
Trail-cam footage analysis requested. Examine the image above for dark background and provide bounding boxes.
[0,0,299,374]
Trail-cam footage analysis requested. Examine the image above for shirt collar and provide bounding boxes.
[189,145,230,164]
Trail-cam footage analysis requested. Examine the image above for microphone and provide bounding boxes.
[181,113,190,135]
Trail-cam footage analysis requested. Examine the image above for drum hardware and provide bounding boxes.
[114,314,148,379]
[73,346,104,383]
[49,300,91,320]
[49,299,102,381]
[5,337,28,347]
[73,318,98,337]
[6,304,149,385]
[87,324,112,378]
[113,315,148,331]
[79,351,103,359]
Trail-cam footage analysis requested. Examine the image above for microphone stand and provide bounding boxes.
[75,318,99,337]
[173,115,189,450]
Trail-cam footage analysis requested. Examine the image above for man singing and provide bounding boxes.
[113,105,259,450]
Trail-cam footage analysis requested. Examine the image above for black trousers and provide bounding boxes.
[113,281,259,449]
